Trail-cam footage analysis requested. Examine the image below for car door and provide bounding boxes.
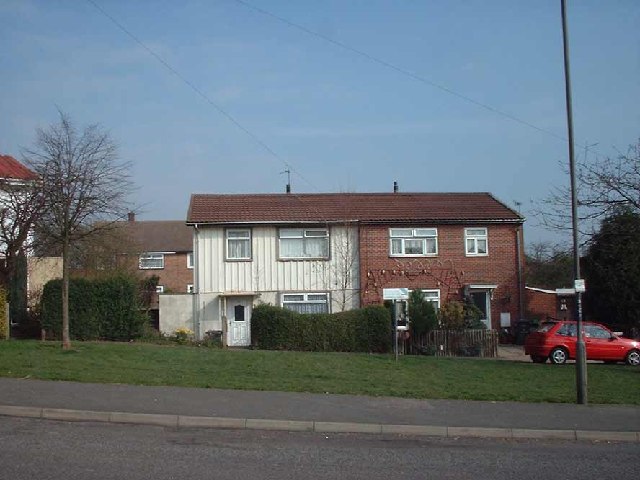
[584,324,620,361]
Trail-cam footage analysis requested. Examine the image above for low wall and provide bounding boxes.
[159,294,193,335]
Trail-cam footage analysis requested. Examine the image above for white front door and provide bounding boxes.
[470,291,491,329]
[226,297,252,347]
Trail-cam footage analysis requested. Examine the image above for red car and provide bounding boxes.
[524,320,640,365]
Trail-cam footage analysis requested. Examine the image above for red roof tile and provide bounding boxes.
[187,192,522,225]
[121,220,193,253]
[0,155,38,181]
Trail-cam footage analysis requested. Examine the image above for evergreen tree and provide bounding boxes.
[583,209,640,333]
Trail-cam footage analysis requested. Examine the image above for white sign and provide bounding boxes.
[383,288,409,300]
[574,279,586,293]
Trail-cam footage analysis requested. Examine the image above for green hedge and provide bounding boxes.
[251,304,391,353]
[41,276,147,341]
[0,287,7,340]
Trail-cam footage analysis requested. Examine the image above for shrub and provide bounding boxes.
[41,275,148,341]
[0,287,7,340]
[439,300,487,330]
[408,289,438,337]
[251,304,391,353]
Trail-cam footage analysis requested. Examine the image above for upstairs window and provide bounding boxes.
[187,252,194,269]
[139,253,164,269]
[465,228,488,256]
[390,228,437,257]
[279,228,329,259]
[282,292,329,314]
[226,229,251,260]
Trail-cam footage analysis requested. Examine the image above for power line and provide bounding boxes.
[86,0,348,233]
[233,0,571,143]
[85,0,320,193]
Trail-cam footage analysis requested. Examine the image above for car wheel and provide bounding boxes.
[625,349,640,366]
[531,355,547,363]
[549,347,568,365]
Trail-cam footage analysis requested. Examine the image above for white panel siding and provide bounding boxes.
[196,225,360,310]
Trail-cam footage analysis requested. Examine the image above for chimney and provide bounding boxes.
[128,212,135,222]
[286,183,291,194]
[393,181,398,193]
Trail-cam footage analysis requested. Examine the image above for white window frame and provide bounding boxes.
[187,284,194,294]
[278,228,329,260]
[420,289,441,310]
[281,292,330,314]
[139,252,164,270]
[187,252,194,269]
[464,227,488,256]
[226,228,252,261]
[389,228,438,257]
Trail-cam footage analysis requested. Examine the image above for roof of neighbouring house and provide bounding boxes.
[122,220,192,253]
[186,192,523,225]
[0,154,38,181]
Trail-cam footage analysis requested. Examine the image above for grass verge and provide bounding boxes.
[0,340,637,404]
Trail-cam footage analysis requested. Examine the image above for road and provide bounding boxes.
[1,417,637,480]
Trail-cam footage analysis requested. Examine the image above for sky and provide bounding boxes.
[1,0,638,249]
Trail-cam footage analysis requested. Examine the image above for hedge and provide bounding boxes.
[41,276,147,341]
[251,304,391,353]
[0,287,7,340]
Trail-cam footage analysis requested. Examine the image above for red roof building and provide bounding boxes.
[186,191,525,344]
[0,155,38,182]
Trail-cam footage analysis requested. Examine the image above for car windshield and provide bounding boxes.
[536,322,557,333]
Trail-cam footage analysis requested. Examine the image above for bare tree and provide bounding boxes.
[536,138,640,240]
[0,177,43,288]
[23,111,135,349]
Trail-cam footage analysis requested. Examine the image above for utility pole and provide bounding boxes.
[561,0,587,404]
[281,168,291,193]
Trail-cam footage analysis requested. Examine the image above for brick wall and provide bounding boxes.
[526,289,576,322]
[359,224,524,329]
[138,252,194,294]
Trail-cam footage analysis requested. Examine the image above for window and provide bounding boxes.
[556,323,576,337]
[226,229,251,260]
[187,284,194,293]
[422,289,441,310]
[390,228,437,256]
[156,285,164,293]
[187,252,194,269]
[139,253,164,269]
[282,292,329,314]
[584,324,610,339]
[279,228,329,259]
[465,228,488,256]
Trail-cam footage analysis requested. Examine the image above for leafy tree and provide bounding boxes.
[525,242,573,289]
[583,209,640,333]
[407,289,437,337]
[23,111,135,349]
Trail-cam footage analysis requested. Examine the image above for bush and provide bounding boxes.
[439,300,486,330]
[0,287,7,340]
[408,289,437,337]
[251,304,391,353]
[41,275,148,341]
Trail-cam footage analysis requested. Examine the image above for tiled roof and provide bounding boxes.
[187,192,523,224]
[122,220,192,253]
[0,155,38,181]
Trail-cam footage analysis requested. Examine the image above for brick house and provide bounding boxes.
[123,215,194,297]
[187,192,524,343]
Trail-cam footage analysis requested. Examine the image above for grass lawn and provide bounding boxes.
[0,340,638,404]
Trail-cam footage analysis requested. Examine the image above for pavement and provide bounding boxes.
[1,376,639,443]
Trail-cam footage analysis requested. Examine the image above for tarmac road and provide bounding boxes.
[1,416,638,480]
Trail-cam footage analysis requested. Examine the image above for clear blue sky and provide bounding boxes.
[1,1,638,248]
